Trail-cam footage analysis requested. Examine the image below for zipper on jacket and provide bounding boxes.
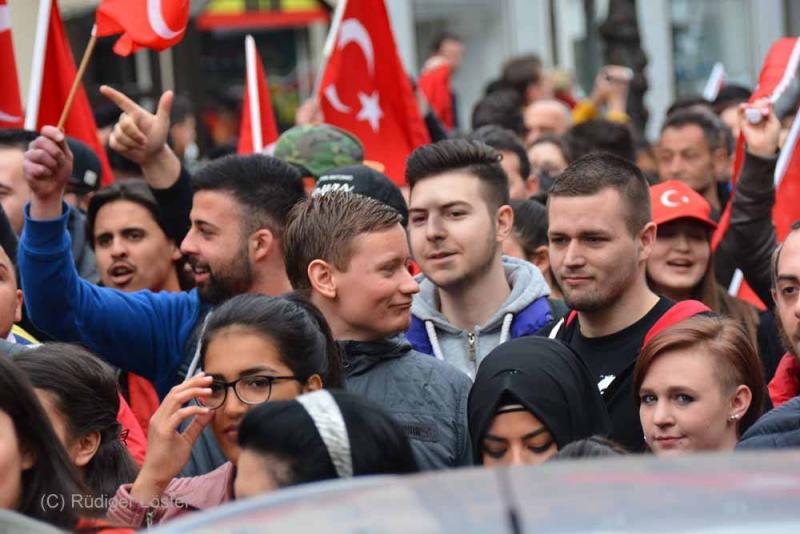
[467,331,476,362]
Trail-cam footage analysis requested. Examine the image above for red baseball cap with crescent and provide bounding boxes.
[650,180,717,230]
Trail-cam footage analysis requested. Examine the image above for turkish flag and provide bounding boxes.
[319,0,429,185]
[0,0,23,128]
[237,35,278,155]
[95,0,189,57]
[713,38,800,308]
[27,0,113,185]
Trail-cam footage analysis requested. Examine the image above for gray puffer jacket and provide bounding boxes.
[340,336,472,471]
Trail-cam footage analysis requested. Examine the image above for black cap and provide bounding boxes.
[66,137,102,195]
[314,164,408,226]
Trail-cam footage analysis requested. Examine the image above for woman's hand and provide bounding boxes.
[129,374,214,504]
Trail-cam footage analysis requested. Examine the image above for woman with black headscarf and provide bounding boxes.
[469,336,612,465]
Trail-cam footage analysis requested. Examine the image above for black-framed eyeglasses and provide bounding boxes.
[203,375,299,409]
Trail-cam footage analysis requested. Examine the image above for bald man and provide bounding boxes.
[523,99,572,147]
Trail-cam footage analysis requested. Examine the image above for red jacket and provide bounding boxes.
[768,352,800,408]
[418,63,454,131]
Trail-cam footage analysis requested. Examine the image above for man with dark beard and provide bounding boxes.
[737,223,800,449]
[19,126,304,401]
[546,152,707,452]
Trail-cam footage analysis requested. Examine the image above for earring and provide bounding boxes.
[728,413,740,422]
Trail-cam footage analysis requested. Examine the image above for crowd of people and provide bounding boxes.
[1,32,800,531]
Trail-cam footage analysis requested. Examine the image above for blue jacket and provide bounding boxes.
[737,395,800,450]
[18,203,202,397]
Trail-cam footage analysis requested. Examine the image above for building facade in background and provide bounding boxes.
[8,0,797,152]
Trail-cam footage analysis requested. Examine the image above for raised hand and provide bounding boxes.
[23,126,73,220]
[739,97,780,159]
[101,85,173,165]
[101,85,181,188]
[129,373,214,504]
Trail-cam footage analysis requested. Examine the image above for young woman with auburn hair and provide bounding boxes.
[634,315,766,455]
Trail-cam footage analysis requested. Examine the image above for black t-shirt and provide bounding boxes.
[569,297,674,394]
[562,297,674,452]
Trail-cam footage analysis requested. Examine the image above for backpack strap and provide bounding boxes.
[641,299,711,349]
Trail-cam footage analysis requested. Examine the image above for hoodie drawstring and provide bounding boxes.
[427,313,515,362]
[499,313,514,345]
[425,320,446,361]
[548,317,565,339]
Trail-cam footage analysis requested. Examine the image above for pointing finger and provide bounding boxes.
[100,84,145,116]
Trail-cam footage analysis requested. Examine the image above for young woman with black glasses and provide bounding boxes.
[108,293,343,528]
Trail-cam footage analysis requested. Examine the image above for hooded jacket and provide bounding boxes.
[407,256,552,378]
[468,336,611,462]
[340,336,472,470]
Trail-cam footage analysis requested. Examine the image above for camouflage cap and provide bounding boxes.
[273,124,364,179]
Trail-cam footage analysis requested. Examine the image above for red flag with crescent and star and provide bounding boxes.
[0,0,24,128]
[319,0,430,185]
[713,37,800,308]
[95,0,189,57]
[28,0,114,185]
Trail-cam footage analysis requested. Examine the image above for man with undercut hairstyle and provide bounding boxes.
[284,191,472,470]
[405,139,553,379]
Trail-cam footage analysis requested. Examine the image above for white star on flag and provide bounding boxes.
[356,91,383,132]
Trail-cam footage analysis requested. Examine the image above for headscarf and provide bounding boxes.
[468,336,611,462]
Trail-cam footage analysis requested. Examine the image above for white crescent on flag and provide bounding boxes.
[338,19,374,76]
[324,85,352,113]
[148,0,186,39]
[324,17,383,131]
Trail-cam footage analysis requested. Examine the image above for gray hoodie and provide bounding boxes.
[408,256,551,378]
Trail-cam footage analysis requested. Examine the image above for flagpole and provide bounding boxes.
[245,35,263,153]
[25,0,52,130]
[57,26,97,130]
[310,0,349,100]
